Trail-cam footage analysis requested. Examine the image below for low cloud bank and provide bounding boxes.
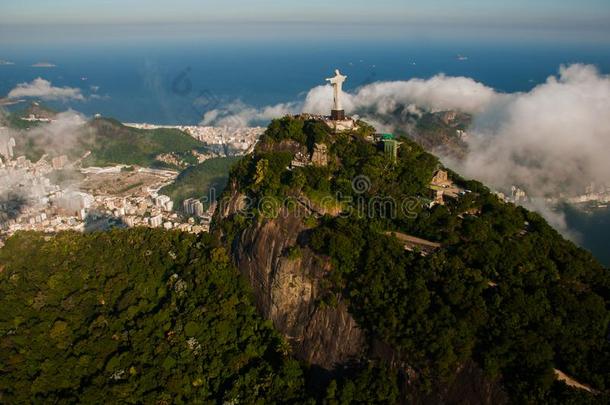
[204,64,610,197]
[201,64,610,240]
[27,110,88,154]
[461,64,610,198]
[0,109,88,160]
[201,74,497,127]
[0,110,88,210]
[8,78,84,101]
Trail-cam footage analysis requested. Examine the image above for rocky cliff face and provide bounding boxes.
[219,183,366,369]
[217,183,507,404]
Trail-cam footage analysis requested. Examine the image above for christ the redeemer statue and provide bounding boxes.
[326,69,347,120]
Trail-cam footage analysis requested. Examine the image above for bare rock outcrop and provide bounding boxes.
[219,184,366,369]
[216,182,507,403]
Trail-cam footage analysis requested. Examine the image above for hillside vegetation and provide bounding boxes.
[0,228,407,404]
[220,115,610,403]
[1,114,608,403]
[81,118,204,168]
[160,156,242,211]
[3,107,206,169]
[0,229,310,403]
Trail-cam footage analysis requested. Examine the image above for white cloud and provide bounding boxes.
[523,198,582,243]
[203,64,610,198]
[201,73,498,127]
[0,109,87,161]
[26,110,88,153]
[460,64,610,197]
[8,78,84,101]
[200,99,299,127]
[199,64,610,238]
[0,110,88,202]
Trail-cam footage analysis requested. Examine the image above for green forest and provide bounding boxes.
[0,229,405,404]
[219,115,610,403]
[0,229,309,403]
[81,118,205,168]
[160,156,241,211]
[0,114,608,403]
[3,108,206,169]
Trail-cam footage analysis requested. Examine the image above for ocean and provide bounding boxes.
[1,37,609,265]
[2,38,610,124]
[565,207,610,267]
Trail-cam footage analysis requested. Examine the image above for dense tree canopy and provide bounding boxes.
[4,110,205,169]
[0,229,310,403]
[160,156,241,211]
[2,115,609,403]
[223,115,610,403]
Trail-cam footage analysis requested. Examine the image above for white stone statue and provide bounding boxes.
[326,69,347,111]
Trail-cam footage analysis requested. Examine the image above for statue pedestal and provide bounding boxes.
[331,110,345,121]
[325,117,357,133]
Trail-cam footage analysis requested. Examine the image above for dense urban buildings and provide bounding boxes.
[0,121,263,246]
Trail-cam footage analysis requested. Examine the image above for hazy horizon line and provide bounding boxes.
[1,20,610,46]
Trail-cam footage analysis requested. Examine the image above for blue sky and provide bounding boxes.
[1,0,609,45]
[2,0,609,25]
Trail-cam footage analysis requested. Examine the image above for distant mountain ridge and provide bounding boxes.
[2,104,207,169]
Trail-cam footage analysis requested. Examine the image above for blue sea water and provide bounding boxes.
[565,207,610,267]
[1,38,610,124]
